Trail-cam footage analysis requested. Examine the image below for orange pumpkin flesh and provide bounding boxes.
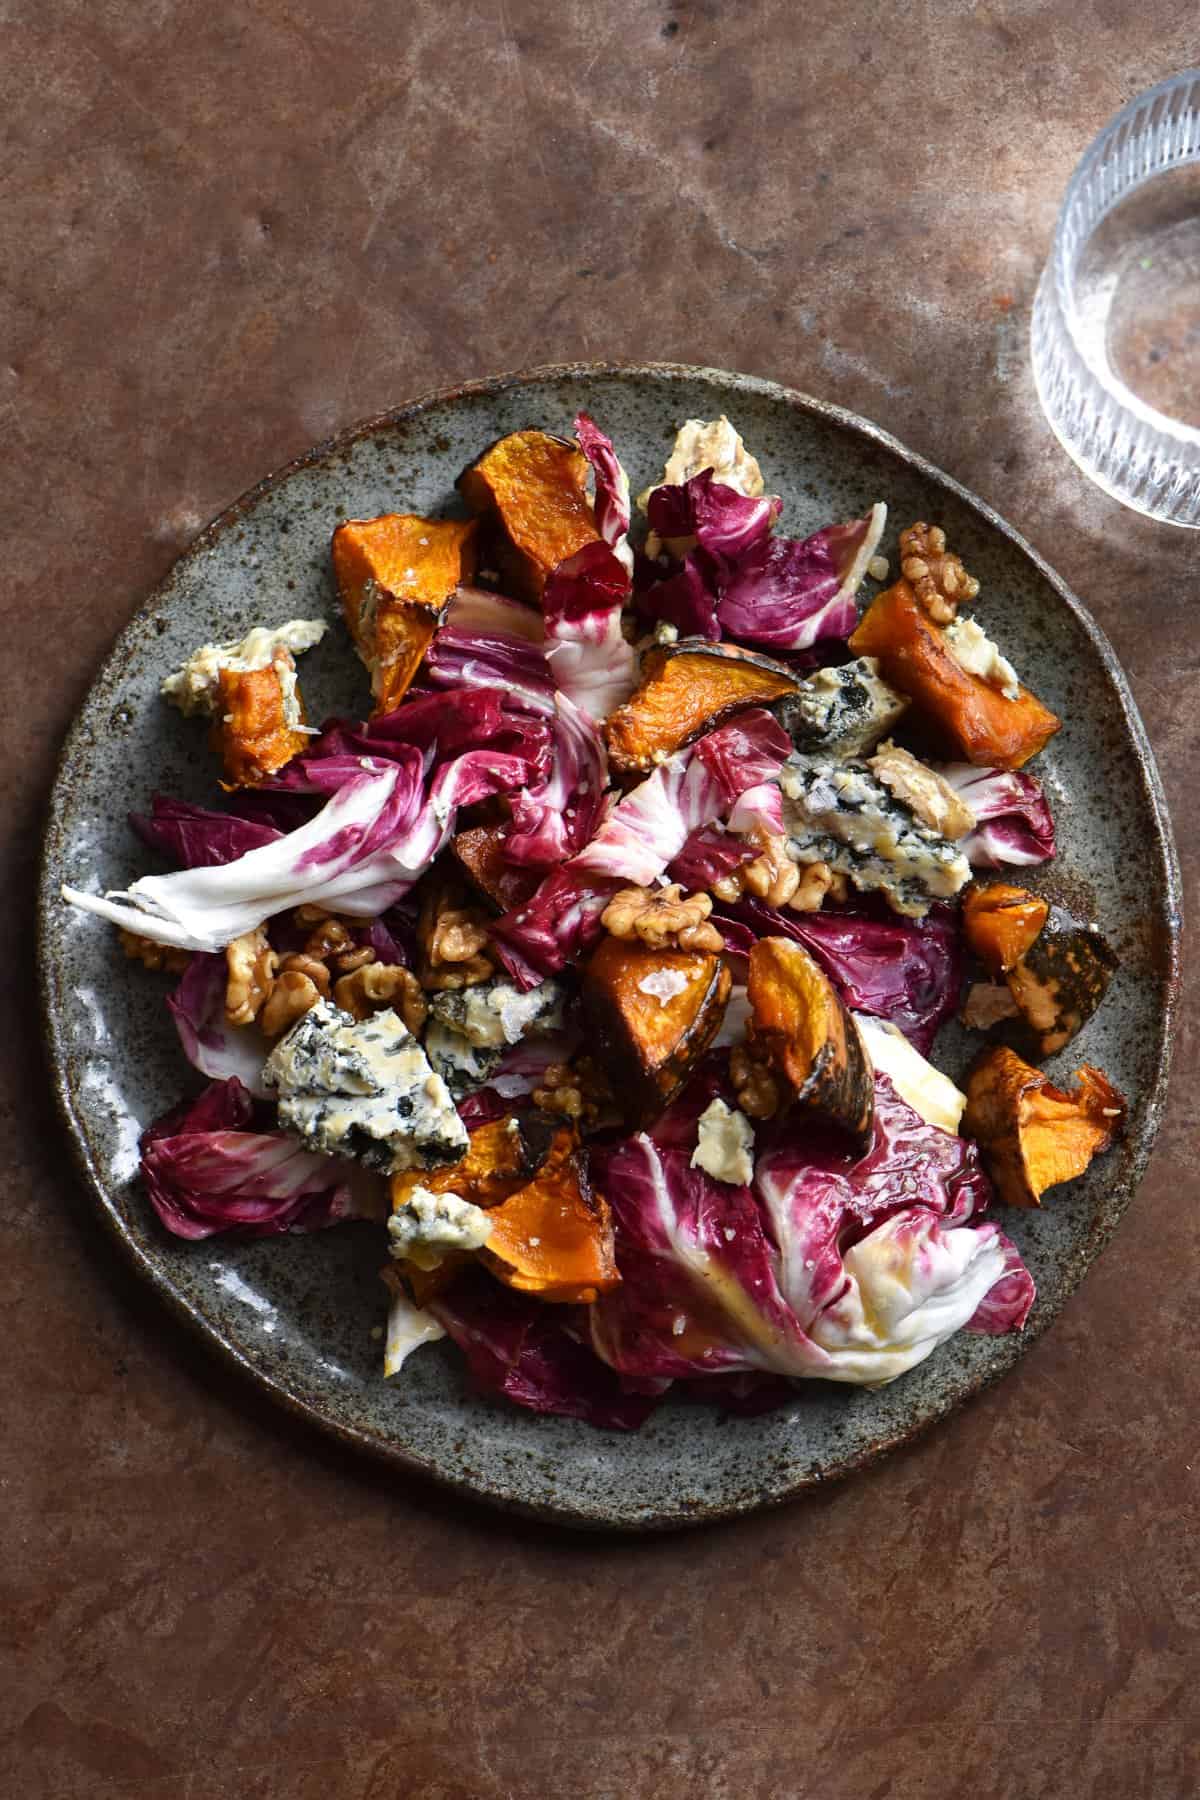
[390,1114,569,1213]
[481,1158,619,1303]
[582,936,732,1124]
[331,512,478,714]
[849,581,1060,768]
[457,430,599,600]
[214,662,310,788]
[962,883,1050,976]
[605,641,800,775]
[962,1046,1126,1207]
[746,937,875,1151]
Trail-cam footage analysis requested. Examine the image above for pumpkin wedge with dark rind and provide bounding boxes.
[962,882,1050,976]
[457,429,600,601]
[480,1155,619,1303]
[849,581,1060,768]
[451,823,542,913]
[963,1045,1126,1207]
[214,663,312,788]
[390,1113,570,1213]
[747,937,875,1152]
[582,936,731,1124]
[605,639,801,775]
[1004,904,1119,1058]
[332,512,478,714]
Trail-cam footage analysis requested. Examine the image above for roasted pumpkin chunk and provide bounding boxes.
[391,1113,570,1213]
[963,883,1050,976]
[746,937,875,1151]
[582,936,731,1124]
[332,512,478,714]
[213,662,311,788]
[849,581,1060,768]
[457,429,600,600]
[605,639,800,775]
[451,823,542,913]
[480,1155,619,1303]
[1005,905,1119,1058]
[963,1045,1126,1207]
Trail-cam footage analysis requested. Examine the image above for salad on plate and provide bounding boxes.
[63,411,1126,1430]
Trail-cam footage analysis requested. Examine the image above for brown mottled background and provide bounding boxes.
[3,3,1197,1796]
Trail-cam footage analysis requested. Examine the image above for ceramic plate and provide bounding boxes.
[38,363,1180,1530]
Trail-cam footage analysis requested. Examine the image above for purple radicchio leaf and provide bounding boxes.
[574,411,633,568]
[166,954,272,1097]
[542,540,637,723]
[716,895,963,1056]
[140,1078,381,1240]
[935,764,1056,868]
[129,795,283,869]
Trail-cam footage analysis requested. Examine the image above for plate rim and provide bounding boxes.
[37,359,1183,1531]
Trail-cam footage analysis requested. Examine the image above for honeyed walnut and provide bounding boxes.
[899,521,980,625]
[730,1040,781,1120]
[118,929,190,975]
[259,970,323,1037]
[600,883,723,954]
[791,861,846,913]
[710,843,845,915]
[417,881,495,990]
[738,829,800,909]
[334,962,427,1035]
[225,926,278,1026]
[277,952,332,997]
[531,1056,614,1130]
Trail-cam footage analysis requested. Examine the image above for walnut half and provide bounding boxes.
[225,926,278,1026]
[899,521,980,625]
[600,883,723,954]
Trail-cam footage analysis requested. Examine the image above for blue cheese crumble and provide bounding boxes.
[691,1098,755,1186]
[387,1186,492,1270]
[780,753,971,917]
[425,977,564,1098]
[263,999,468,1175]
[773,657,908,759]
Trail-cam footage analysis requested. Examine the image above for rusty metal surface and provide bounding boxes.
[3,3,1197,1794]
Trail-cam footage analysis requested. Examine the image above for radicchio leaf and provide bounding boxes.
[493,711,790,981]
[429,1269,661,1430]
[130,795,283,869]
[542,540,638,722]
[718,896,962,1055]
[66,729,549,952]
[646,470,780,559]
[936,764,1056,868]
[588,1076,1033,1392]
[574,411,633,570]
[167,954,271,1097]
[140,1077,378,1240]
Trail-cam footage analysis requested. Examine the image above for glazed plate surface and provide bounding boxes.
[38,363,1180,1529]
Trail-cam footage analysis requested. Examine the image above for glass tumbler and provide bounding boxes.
[1031,70,1200,526]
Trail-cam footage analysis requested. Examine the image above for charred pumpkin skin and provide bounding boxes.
[331,512,478,714]
[963,883,1051,976]
[604,639,801,775]
[213,663,311,788]
[390,1112,570,1214]
[582,936,732,1124]
[451,823,542,912]
[480,1154,619,1303]
[963,1045,1126,1207]
[849,581,1060,768]
[746,937,875,1152]
[457,429,600,601]
[1004,905,1119,1058]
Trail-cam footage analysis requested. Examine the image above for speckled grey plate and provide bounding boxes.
[38,363,1181,1530]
